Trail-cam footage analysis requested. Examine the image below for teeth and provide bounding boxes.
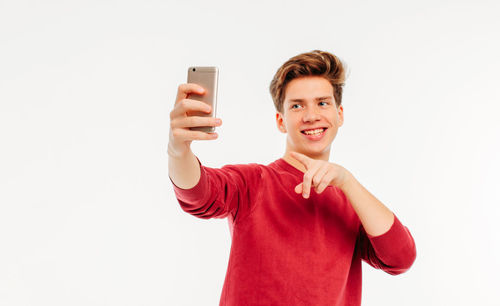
[304,128,324,135]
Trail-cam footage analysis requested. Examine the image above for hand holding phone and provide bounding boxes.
[168,72,222,158]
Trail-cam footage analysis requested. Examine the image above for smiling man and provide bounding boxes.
[168,50,416,305]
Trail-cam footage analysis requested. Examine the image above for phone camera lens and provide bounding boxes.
[193,68,196,72]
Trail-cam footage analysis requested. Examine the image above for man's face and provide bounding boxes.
[276,76,344,160]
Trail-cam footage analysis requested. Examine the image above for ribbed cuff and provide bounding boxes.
[367,214,411,250]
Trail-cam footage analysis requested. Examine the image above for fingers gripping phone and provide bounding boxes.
[187,66,219,133]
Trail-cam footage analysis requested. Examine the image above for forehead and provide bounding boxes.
[284,76,334,102]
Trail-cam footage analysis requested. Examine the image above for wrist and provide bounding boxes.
[338,170,355,191]
[167,142,190,159]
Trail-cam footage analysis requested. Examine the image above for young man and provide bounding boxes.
[168,50,416,305]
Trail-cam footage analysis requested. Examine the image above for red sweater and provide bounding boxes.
[171,158,416,306]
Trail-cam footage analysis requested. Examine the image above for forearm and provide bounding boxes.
[168,149,201,189]
[340,172,394,237]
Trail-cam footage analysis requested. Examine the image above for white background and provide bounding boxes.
[1,0,499,305]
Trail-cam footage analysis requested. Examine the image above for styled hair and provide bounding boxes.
[269,50,346,113]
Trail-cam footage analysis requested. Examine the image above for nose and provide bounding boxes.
[302,106,321,122]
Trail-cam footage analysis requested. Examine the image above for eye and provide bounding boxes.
[291,104,302,109]
[319,101,329,106]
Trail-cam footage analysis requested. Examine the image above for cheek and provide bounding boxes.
[330,112,340,124]
[283,114,297,126]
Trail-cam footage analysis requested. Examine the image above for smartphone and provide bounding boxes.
[187,66,219,133]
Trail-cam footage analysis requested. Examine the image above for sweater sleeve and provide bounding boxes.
[169,156,262,223]
[356,214,417,275]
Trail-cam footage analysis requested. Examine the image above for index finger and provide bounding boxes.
[290,151,312,169]
[175,83,205,103]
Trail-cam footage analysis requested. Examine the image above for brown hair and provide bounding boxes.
[269,50,346,113]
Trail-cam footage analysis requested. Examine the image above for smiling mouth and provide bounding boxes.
[301,128,327,136]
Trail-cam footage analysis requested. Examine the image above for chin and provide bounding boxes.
[288,134,333,155]
[300,143,330,155]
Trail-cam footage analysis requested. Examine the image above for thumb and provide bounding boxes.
[295,183,302,194]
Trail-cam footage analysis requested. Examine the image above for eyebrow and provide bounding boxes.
[287,96,332,103]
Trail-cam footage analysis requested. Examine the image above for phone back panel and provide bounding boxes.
[187,66,218,133]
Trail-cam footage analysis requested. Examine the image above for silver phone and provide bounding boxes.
[187,66,219,133]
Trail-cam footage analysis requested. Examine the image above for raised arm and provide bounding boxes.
[167,83,261,223]
[167,83,222,189]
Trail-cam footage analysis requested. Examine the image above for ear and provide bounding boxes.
[276,112,287,133]
[337,105,344,127]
